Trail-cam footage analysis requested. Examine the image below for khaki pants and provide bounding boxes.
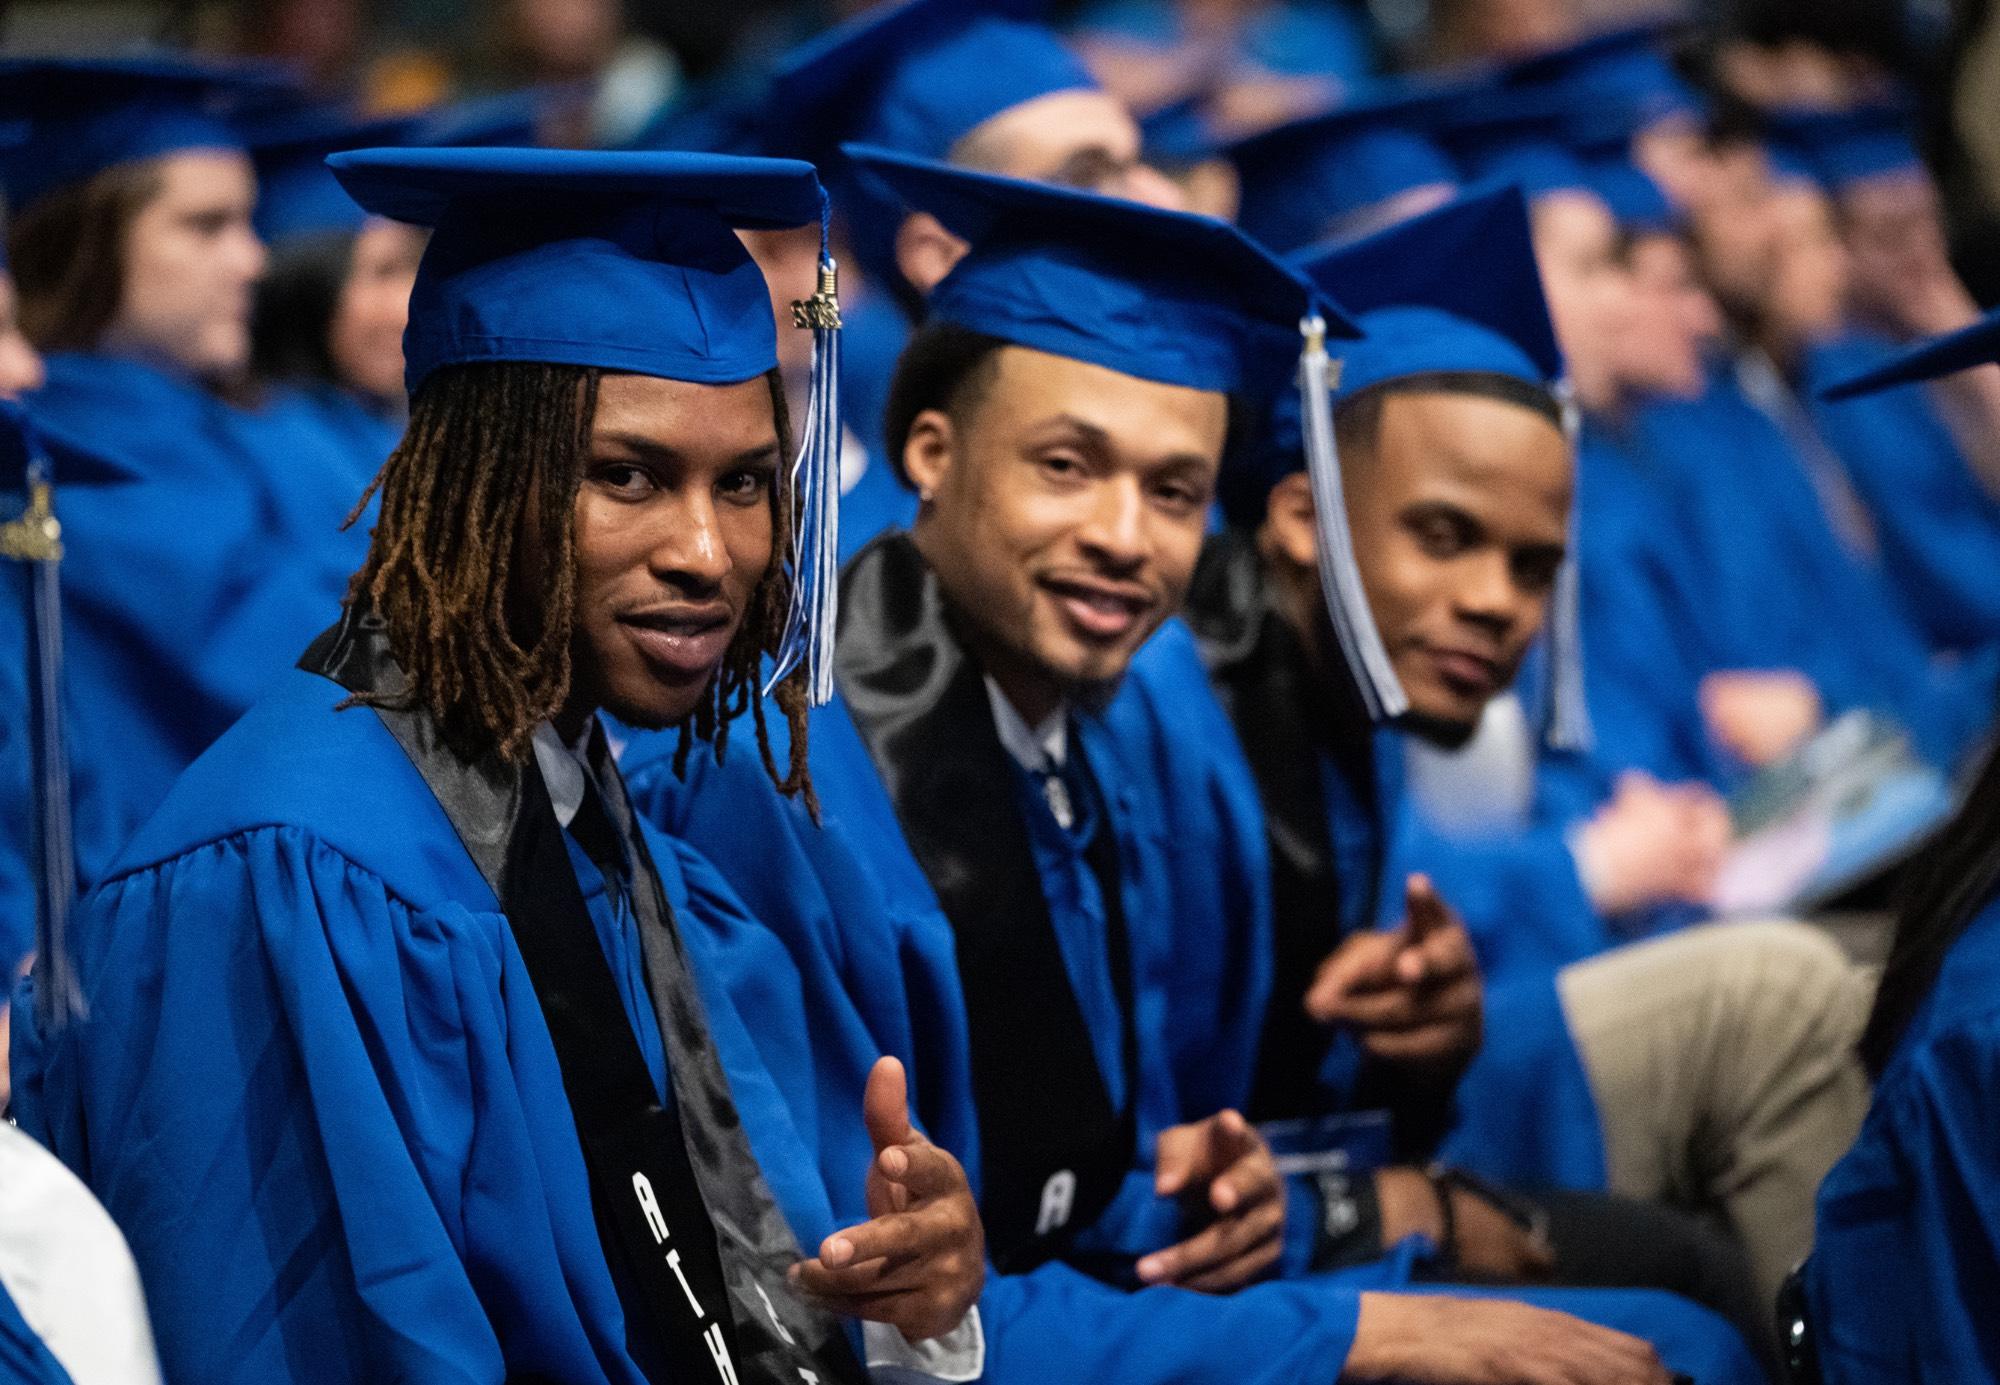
[1556,920,1874,1309]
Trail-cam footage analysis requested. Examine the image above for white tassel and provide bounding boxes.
[1298,315,1407,722]
[765,226,843,707]
[1545,385,1593,752]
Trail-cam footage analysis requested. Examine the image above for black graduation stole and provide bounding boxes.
[1182,534,1381,1123]
[300,609,865,1385]
[836,533,1138,1273]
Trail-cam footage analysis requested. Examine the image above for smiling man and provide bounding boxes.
[11,147,987,1385]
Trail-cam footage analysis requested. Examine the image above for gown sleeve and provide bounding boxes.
[16,826,649,1385]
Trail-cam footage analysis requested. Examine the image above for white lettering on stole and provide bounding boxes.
[704,1323,742,1385]
[754,1281,798,1345]
[634,1173,670,1244]
[1036,1169,1077,1235]
[667,1249,706,1318]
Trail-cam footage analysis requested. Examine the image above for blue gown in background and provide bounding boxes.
[0,353,370,971]
[252,381,402,508]
[1632,369,1999,775]
[1805,332,2000,654]
[1806,896,2000,1382]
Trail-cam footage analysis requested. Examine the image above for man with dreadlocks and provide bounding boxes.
[9,146,986,1385]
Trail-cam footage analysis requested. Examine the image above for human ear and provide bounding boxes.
[902,408,957,506]
[895,211,970,296]
[1262,471,1319,570]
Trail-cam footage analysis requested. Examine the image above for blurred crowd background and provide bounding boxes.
[5,0,1998,305]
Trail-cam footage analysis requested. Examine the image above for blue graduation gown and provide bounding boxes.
[1632,371,1999,775]
[623,685,1762,1385]
[0,354,369,971]
[10,668,858,1385]
[1805,332,2000,654]
[251,382,402,507]
[1805,896,2000,1382]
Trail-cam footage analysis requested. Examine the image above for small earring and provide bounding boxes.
[917,487,934,503]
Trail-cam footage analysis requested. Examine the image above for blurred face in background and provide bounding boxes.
[1530,190,1631,412]
[328,219,424,405]
[1429,0,1577,64]
[1616,231,1720,400]
[507,0,621,77]
[1687,140,1781,325]
[0,273,46,397]
[100,150,266,381]
[899,89,1184,296]
[1840,170,1973,336]
[1761,179,1850,354]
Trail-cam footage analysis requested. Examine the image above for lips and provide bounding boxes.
[1423,643,1502,698]
[617,605,735,681]
[1041,575,1153,644]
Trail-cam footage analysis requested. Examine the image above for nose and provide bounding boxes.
[236,224,268,284]
[1074,473,1148,572]
[647,488,734,594]
[1452,551,1525,634]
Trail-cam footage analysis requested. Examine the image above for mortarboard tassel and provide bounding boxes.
[1297,315,1408,722]
[767,196,843,707]
[1543,385,1593,752]
[0,409,82,1031]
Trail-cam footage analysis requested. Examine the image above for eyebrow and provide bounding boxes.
[591,432,782,467]
[1029,413,1216,472]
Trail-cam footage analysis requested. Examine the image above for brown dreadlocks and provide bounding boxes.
[341,360,814,809]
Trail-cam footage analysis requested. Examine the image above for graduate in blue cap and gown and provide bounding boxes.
[629,148,1766,1385]
[1179,188,1864,1339]
[245,104,428,500]
[1773,106,2000,652]
[11,143,994,1385]
[0,58,389,975]
[1792,309,2000,1383]
[761,0,1181,559]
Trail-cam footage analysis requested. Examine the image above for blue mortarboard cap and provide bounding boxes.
[1589,158,1678,233]
[1821,307,2000,400]
[1500,21,1703,129]
[1766,105,1923,193]
[249,105,424,243]
[1227,79,1469,253]
[1435,91,1605,201]
[842,142,1354,395]
[0,56,294,214]
[774,0,1092,161]
[1297,186,1564,402]
[328,146,825,394]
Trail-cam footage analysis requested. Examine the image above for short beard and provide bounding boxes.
[1399,708,1479,751]
[1066,672,1126,718]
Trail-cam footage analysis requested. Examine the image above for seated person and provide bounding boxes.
[12,146,985,1384]
[1797,305,2000,1385]
[1184,188,1869,1326]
